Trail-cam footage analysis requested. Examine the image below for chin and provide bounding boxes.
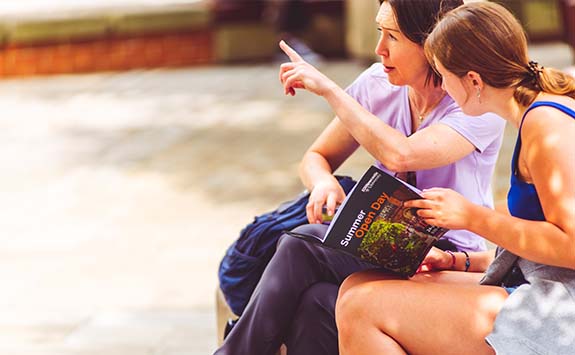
[387,75,405,86]
[388,77,407,86]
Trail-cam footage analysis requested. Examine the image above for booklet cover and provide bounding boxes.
[323,165,449,277]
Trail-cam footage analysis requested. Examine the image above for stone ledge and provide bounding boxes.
[0,0,347,76]
[0,3,211,46]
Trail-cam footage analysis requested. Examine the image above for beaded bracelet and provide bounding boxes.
[461,250,471,272]
[445,250,470,271]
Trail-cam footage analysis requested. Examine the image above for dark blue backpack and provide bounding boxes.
[218,176,356,316]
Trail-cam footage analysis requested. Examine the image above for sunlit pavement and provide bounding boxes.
[0,62,371,355]
[0,42,571,354]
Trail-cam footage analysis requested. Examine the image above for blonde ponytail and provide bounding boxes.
[514,63,575,107]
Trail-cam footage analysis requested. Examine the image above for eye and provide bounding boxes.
[389,33,397,41]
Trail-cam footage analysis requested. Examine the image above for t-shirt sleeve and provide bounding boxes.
[440,111,506,153]
[344,63,382,112]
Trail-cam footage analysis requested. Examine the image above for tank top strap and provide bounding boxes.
[519,101,575,132]
[512,101,575,175]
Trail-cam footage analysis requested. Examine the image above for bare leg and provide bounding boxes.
[336,270,507,355]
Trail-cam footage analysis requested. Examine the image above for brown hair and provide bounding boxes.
[381,0,463,87]
[425,2,575,107]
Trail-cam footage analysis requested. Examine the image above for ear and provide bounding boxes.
[466,71,483,89]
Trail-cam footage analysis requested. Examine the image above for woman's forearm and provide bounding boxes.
[322,85,415,172]
[468,204,575,269]
[453,250,494,272]
[299,151,339,191]
[320,85,476,172]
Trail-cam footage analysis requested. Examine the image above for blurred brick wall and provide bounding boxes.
[0,1,346,77]
[0,30,213,77]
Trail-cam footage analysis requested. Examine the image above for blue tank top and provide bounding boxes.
[508,101,575,220]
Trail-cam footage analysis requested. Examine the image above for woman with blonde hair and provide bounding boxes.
[335,2,575,354]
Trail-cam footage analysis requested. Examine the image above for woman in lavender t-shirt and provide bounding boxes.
[215,1,505,354]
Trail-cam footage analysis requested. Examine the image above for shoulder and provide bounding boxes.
[346,63,405,107]
[520,98,575,164]
[349,63,399,92]
[522,97,575,138]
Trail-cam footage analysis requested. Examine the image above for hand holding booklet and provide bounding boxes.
[290,165,448,277]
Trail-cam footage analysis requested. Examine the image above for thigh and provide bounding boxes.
[343,278,508,355]
[278,225,377,284]
[340,268,484,296]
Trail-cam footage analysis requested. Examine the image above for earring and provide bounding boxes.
[476,87,481,103]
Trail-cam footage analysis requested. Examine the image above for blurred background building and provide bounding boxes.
[0,0,571,77]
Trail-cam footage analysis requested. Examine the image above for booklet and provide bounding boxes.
[319,165,448,277]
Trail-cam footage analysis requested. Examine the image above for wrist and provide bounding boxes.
[322,82,343,100]
[461,251,471,272]
[445,250,471,272]
[445,250,456,270]
[466,203,485,234]
[306,172,336,191]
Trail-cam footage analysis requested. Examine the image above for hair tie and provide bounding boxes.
[527,60,544,88]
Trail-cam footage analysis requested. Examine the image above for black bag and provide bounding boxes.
[218,176,356,316]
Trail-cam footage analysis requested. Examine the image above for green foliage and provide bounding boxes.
[358,219,429,276]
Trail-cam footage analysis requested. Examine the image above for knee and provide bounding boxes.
[276,231,311,255]
[276,224,325,256]
[336,279,370,333]
[338,272,364,297]
[290,223,328,238]
[336,273,383,337]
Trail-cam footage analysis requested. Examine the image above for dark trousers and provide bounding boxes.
[214,224,376,355]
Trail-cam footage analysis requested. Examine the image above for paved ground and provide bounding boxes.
[0,42,571,354]
[0,62,372,355]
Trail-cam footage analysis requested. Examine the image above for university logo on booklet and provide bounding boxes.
[323,165,448,277]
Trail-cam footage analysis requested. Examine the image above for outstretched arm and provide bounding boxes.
[278,40,477,173]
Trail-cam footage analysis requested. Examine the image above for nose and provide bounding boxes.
[374,35,388,58]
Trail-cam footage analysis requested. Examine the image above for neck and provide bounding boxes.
[486,87,534,128]
[408,82,445,111]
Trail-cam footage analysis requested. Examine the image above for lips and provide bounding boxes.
[383,65,395,73]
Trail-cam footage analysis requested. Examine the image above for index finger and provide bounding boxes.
[403,198,429,209]
[279,40,304,63]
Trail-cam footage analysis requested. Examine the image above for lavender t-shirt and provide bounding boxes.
[346,63,506,252]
